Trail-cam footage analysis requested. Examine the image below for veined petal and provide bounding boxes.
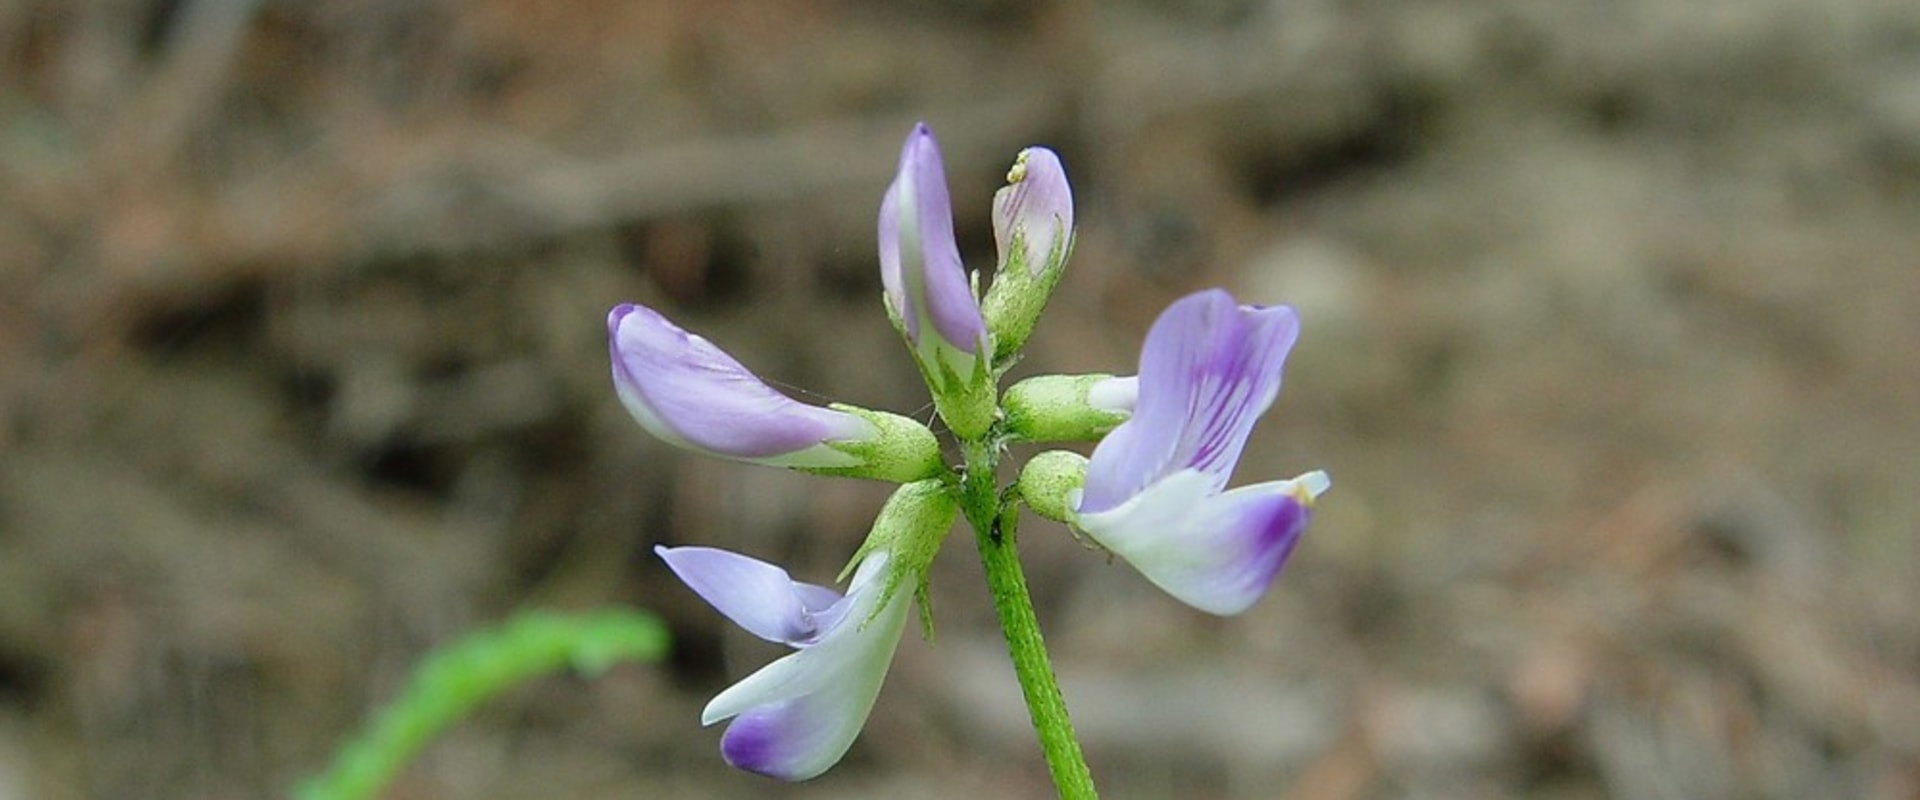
[700,552,910,781]
[1077,470,1327,615]
[609,304,872,467]
[1079,290,1299,513]
[655,546,841,646]
[879,123,986,364]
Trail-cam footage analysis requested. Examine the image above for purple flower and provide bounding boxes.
[1073,290,1330,615]
[981,145,1076,361]
[657,546,911,781]
[609,303,872,468]
[991,146,1074,283]
[878,123,988,385]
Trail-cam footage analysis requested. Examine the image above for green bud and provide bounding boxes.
[1016,450,1089,524]
[1002,373,1133,442]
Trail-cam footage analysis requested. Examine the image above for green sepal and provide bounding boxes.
[926,349,997,441]
[885,288,998,441]
[981,227,1072,364]
[799,405,946,483]
[844,478,958,641]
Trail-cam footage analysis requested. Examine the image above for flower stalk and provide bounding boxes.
[960,433,1096,799]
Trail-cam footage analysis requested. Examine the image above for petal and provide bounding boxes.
[879,123,985,358]
[1077,470,1323,615]
[702,553,911,780]
[655,546,839,646]
[609,304,872,466]
[991,146,1074,279]
[1079,291,1299,513]
[1086,375,1138,414]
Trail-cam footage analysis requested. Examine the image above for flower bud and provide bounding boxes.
[1002,373,1132,442]
[609,303,941,482]
[878,123,995,437]
[981,146,1074,362]
[1015,450,1089,525]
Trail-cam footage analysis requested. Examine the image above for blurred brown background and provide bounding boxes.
[3,1,1918,798]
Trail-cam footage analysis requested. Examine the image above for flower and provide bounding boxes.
[982,146,1074,360]
[879,122,986,372]
[656,545,911,781]
[991,147,1073,282]
[1071,289,1330,615]
[609,303,941,480]
[878,123,995,437]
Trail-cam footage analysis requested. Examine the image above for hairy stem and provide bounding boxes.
[960,437,1097,799]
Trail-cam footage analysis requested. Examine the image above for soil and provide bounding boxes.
[3,1,1918,798]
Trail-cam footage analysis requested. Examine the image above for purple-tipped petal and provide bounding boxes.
[609,304,873,466]
[1071,289,1324,614]
[655,546,842,646]
[1079,290,1299,514]
[695,552,910,781]
[716,617,900,780]
[991,146,1074,279]
[879,123,986,359]
[1077,471,1325,615]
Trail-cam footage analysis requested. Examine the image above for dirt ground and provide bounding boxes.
[3,1,1918,798]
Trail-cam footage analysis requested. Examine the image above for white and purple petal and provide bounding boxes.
[609,304,873,467]
[991,146,1074,280]
[1073,289,1324,615]
[655,546,843,646]
[673,550,910,781]
[1077,470,1327,615]
[1078,290,1299,514]
[879,123,987,364]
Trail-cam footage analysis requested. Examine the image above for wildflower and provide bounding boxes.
[656,546,912,781]
[609,303,940,481]
[1071,290,1330,615]
[878,123,994,437]
[982,146,1074,361]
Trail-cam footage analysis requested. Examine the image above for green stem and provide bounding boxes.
[296,609,669,800]
[960,438,1097,799]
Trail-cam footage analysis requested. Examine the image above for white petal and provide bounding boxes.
[699,552,909,780]
[1086,375,1138,414]
[1077,471,1315,615]
[701,553,890,719]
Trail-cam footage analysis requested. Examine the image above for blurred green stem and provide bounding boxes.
[296,609,669,800]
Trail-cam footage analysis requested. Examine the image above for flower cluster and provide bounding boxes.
[609,122,1327,781]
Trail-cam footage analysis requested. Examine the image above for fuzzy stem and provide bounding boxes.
[960,437,1097,799]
